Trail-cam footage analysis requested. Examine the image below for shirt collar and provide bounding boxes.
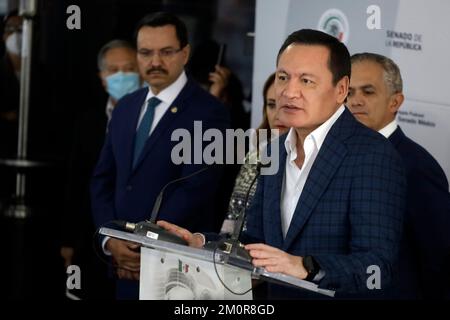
[145,71,187,106]
[105,97,115,121]
[378,119,398,138]
[284,105,345,160]
[284,128,299,162]
[312,105,345,150]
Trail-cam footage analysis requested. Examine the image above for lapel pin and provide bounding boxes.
[171,106,178,113]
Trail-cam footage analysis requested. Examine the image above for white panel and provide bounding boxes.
[391,0,450,105]
[251,0,291,128]
[253,0,450,185]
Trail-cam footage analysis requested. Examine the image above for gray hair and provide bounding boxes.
[351,52,403,94]
[97,39,136,71]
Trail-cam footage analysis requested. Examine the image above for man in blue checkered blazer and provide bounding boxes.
[242,30,406,299]
[158,29,407,299]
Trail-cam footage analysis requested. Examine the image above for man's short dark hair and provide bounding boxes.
[277,29,351,86]
[134,12,188,49]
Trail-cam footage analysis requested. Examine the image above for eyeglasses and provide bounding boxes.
[137,47,183,60]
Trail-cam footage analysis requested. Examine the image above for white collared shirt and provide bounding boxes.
[245,128,284,165]
[280,105,345,237]
[378,119,398,138]
[105,98,115,123]
[137,71,188,135]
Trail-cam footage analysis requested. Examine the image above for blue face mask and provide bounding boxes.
[106,72,140,100]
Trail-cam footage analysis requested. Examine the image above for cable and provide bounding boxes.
[93,222,252,294]
[212,238,253,296]
[209,162,263,296]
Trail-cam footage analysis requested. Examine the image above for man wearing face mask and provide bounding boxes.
[60,39,140,299]
[0,10,22,159]
[98,39,142,123]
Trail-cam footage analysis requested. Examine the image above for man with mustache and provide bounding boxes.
[158,29,407,299]
[347,52,450,299]
[90,12,230,299]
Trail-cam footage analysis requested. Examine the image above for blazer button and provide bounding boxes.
[126,185,132,191]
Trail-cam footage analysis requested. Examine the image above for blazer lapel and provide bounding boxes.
[123,88,149,176]
[282,111,351,251]
[387,126,404,148]
[263,140,286,248]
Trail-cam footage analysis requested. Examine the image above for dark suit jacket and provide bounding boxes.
[387,127,450,299]
[244,108,407,299]
[91,78,230,299]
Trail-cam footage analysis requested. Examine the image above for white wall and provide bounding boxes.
[252,0,450,187]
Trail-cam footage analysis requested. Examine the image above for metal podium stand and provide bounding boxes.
[100,227,335,299]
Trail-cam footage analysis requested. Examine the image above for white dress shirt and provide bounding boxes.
[280,105,345,237]
[105,98,115,122]
[378,119,398,138]
[137,71,187,135]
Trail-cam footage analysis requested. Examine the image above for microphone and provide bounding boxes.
[221,161,270,267]
[149,166,210,223]
[231,161,269,241]
[115,166,211,246]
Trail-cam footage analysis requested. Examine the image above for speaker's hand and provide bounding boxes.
[157,220,204,248]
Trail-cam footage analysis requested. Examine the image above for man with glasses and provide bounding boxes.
[91,12,230,299]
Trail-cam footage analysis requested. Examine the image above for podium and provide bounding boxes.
[100,227,335,299]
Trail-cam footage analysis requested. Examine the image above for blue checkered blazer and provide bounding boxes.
[243,108,407,298]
